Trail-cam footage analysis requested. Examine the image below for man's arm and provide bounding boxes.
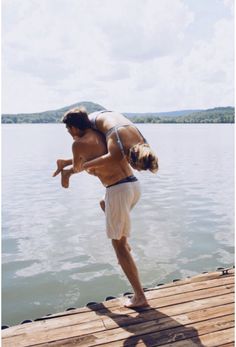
[52,141,84,178]
[72,141,85,173]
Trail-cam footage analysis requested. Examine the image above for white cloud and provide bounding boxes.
[224,0,234,14]
[2,0,234,113]
[94,0,194,61]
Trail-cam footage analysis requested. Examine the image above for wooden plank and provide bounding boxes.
[2,300,234,347]
[25,272,233,323]
[3,301,234,347]
[103,302,234,330]
[4,277,234,337]
[2,283,233,338]
[36,273,234,320]
[95,315,234,347]
[116,276,234,304]
[128,328,235,347]
[147,270,234,290]
[151,293,234,323]
[19,315,234,347]
[152,328,235,347]
[2,270,234,347]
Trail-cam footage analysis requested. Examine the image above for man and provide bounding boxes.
[53,109,148,308]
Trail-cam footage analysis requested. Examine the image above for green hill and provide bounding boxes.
[177,107,234,123]
[1,103,234,124]
[2,101,105,124]
[127,107,234,124]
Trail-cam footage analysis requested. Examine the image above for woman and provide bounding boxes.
[63,107,159,173]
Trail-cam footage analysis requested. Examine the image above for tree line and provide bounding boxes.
[2,106,234,124]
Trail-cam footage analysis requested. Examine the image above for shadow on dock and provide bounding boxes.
[89,302,205,346]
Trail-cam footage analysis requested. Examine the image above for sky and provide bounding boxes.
[2,0,234,113]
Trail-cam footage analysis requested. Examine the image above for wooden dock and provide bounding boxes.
[2,269,234,346]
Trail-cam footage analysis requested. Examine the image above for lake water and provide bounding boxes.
[2,123,234,326]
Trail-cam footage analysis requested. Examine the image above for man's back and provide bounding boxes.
[74,129,133,186]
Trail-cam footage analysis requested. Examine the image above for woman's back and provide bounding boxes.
[89,111,133,134]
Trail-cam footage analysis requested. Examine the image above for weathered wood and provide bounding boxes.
[2,282,233,338]
[102,300,234,330]
[2,270,234,347]
[129,328,235,347]
[2,300,234,346]
[4,276,234,325]
[36,272,234,320]
[16,315,233,347]
[4,297,233,346]
[23,271,232,323]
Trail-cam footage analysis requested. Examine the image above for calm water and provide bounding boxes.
[2,124,234,326]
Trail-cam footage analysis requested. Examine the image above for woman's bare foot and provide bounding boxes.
[52,160,67,177]
[124,295,149,308]
[61,169,71,188]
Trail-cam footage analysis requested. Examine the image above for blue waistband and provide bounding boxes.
[106,175,138,188]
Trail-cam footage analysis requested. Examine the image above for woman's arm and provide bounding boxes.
[83,152,122,170]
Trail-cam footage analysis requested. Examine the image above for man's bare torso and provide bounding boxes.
[74,129,133,186]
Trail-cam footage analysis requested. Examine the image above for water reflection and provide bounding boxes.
[2,124,234,325]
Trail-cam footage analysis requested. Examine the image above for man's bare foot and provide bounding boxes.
[124,295,149,308]
[61,170,71,188]
[52,160,67,177]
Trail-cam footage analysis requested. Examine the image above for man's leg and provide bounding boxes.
[100,200,131,257]
[112,236,148,308]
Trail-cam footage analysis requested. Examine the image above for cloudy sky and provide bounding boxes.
[2,0,234,113]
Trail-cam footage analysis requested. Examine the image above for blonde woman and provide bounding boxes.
[63,108,158,173]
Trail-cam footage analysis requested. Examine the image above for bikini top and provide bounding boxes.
[88,110,112,131]
[88,110,147,157]
[106,125,147,157]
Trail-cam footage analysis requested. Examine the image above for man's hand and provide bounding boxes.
[52,159,68,177]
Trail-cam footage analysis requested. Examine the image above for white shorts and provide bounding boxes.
[105,181,141,240]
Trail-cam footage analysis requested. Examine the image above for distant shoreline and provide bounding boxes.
[1,121,234,124]
[1,103,234,124]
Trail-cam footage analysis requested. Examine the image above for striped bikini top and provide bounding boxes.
[88,110,147,157]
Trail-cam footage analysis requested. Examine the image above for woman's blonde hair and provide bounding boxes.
[128,143,158,173]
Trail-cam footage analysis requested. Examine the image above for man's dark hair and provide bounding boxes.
[62,107,91,130]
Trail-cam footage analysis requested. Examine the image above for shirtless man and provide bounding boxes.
[52,111,149,308]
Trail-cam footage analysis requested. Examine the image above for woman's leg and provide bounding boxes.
[52,159,72,177]
[61,168,74,188]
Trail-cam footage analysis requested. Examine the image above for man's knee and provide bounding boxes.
[100,199,105,212]
[112,236,127,254]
